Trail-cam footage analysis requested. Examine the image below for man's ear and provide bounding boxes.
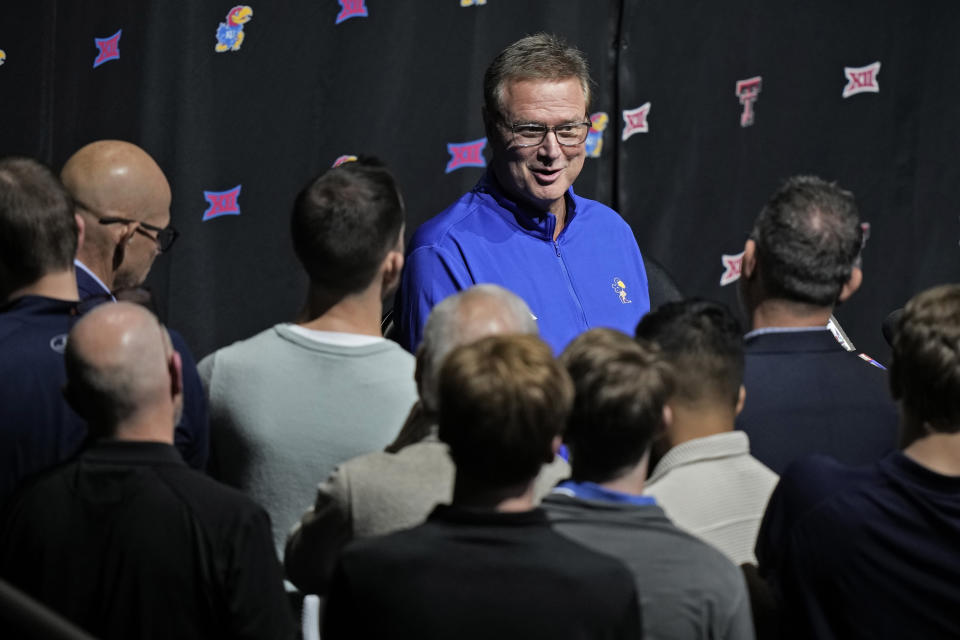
[838,266,863,303]
[381,251,404,294]
[169,349,183,400]
[735,385,746,416]
[662,404,673,430]
[742,239,758,279]
[75,213,86,254]
[110,221,137,271]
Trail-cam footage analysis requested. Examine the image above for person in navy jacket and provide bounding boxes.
[394,34,650,354]
[734,175,898,474]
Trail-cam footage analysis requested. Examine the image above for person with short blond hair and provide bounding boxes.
[322,334,640,640]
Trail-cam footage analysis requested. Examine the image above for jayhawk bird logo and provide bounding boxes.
[216,6,253,53]
[611,278,631,304]
[0,50,6,66]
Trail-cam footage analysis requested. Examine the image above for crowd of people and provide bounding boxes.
[1,33,957,640]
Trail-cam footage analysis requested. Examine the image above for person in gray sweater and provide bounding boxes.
[199,159,417,559]
[284,284,570,595]
[543,328,755,640]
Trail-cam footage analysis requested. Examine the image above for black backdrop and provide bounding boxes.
[2,0,957,362]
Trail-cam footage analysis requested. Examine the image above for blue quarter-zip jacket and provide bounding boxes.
[394,172,650,353]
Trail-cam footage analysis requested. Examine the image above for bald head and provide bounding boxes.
[418,284,538,413]
[64,302,181,440]
[61,140,172,290]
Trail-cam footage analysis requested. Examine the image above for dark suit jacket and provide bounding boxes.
[75,264,210,469]
[736,329,899,475]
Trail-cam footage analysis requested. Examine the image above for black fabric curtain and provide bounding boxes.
[3,0,957,361]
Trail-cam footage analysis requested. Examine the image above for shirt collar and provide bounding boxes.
[647,431,751,484]
[744,325,828,339]
[82,440,186,467]
[552,480,656,506]
[74,259,115,300]
[429,503,549,526]
[474,170,578,241]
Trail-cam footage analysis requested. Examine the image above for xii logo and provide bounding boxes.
[93,30,122,68]
[445,138,487,173]
[621,103,650,141]
[735,76,762,128]
[336,0,368,24]
[203,185,242,221]
[843,62,880,98]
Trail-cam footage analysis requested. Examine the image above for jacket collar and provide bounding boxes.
[473,170,578,241]
[647,431,751,484]
[744,327,844,354]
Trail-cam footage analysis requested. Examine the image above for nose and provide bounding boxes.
[537,130,563,162]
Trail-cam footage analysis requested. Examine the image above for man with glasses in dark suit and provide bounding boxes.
[60,140,209,470]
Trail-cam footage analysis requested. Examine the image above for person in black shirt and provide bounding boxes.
[0,302,294,640]
[322,334,641,639]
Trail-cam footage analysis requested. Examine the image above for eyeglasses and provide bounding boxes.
[73,199,179,253]
[98,216,180,253]
[502,119,592,147]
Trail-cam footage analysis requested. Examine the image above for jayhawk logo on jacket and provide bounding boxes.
[215,6,253,53]
[612,277,631,304]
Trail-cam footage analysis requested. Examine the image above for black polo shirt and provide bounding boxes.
[0,440,294,640]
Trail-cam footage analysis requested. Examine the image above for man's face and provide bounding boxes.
[487,77,588,216]
[113,186,172,290]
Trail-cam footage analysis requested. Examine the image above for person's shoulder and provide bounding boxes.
[776,454,873,515]
[156,462,269,523]
[199,325,286,369]
[336,516,436,569]
[370,338,415,361]
[408,189,489,250]
[346,439,447,475]
[341,339,416,379]
[571,193,629,225]
[0,299,71,352]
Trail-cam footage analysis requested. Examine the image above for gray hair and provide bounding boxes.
[419,284,538,413]
[483,33,592,119]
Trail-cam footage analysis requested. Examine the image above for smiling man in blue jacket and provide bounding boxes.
[394,33,649,354]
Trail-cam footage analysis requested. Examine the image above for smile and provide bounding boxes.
[531,167,563,184]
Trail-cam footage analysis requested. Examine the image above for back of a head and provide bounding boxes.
[291,158,404,297]
[635,299,744,409]
[0,157,77,299]
[483,33,592,116]
[438,334,571,488]
[560,328,674,483]
[890,284,960,434]
[752,175,862,307]
[64,302,173,438]
[419,284,538,413]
